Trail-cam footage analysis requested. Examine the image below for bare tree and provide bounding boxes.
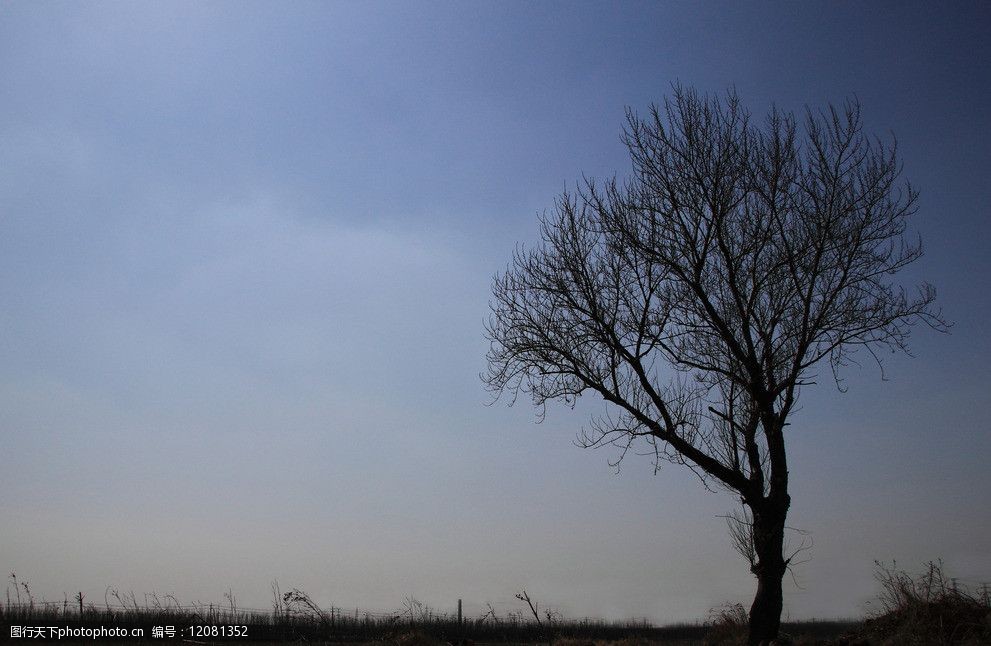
[484,85,947,645]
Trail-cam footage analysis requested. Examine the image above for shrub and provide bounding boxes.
[703,603,748,645]
[851,560,991,645]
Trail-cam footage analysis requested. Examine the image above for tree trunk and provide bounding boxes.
[747,499,789,645]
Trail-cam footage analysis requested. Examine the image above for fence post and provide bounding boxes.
[458,599,462,626]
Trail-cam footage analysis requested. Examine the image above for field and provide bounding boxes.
[0,577,850,645]
[3,562,988,644]
[0,577,852,645]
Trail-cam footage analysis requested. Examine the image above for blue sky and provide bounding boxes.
[1,1,989,622]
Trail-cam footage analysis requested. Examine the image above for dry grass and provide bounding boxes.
[9,562,985,645]
[700,603,748,645]
[837,560,991,645]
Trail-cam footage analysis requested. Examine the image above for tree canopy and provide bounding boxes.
[484,86,946,644]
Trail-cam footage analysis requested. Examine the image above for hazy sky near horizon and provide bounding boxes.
[2,1,989,623]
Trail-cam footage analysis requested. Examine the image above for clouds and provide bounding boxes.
[2,177,477,403]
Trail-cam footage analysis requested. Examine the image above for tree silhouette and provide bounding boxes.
[484,86,947,645]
